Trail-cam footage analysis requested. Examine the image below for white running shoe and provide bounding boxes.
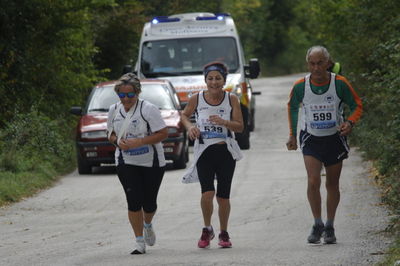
[131,239,145,255]
[144,224,156,246]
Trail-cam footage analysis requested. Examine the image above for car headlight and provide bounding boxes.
[81,130,107,139]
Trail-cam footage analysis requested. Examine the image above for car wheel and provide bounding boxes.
[236,126,250,150]
[173,143,187,169]
[236,105,250,150]
[185,141,189,163]
[249,108,255,132]
[77,152,92,174]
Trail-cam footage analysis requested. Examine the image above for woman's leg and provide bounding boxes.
[201,191,215,226]
[216,197,230,231]
[215,146,235,231]
[142,166,165,223]
[117,164,145,237]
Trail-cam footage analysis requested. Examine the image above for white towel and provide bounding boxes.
[182,137,243,184]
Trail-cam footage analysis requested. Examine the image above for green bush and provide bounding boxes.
[0,108,75,205]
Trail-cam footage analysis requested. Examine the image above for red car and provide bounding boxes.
[70,79,188,174]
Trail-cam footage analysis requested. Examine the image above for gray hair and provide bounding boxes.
[114,72,141,93]
[306,46,330,62]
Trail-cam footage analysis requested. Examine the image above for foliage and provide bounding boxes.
[92,0,146,79]
[222,0,308,75]
[0,0,108,127]
[0,108,75,204]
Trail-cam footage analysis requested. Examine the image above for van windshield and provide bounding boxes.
[141,37,239,78]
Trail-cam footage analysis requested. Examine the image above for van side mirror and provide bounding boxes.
[70,106,83,116]
[245,58,260,79]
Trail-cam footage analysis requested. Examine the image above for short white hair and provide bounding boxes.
[306,46,330,62]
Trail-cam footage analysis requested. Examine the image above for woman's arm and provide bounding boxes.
[181,94,201,140]
[119,128,168,151]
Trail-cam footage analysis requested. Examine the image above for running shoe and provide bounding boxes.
[323,226,337,244]
[307,224,325,244]
[144,224,156,246]
[131,238,146,255]
[198,227,215,248]
[218,230,232,248]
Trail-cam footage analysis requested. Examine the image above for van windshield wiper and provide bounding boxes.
[88,108,109,112]
[144,72,181,77]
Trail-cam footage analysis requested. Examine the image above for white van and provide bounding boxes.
[133,12,260,149]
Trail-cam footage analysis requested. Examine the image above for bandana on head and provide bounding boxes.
[203,64,227,81]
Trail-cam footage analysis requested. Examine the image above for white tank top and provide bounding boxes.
[300,73,344,136]
[195,91,232,145]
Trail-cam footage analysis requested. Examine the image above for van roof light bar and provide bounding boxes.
[196,13,230,21]
[151,16,180,24]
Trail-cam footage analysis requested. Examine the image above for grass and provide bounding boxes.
[0,156,75,207]
[378,235,400,265]
[0,109,76,206]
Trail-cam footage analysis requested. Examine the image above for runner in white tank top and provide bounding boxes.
[300,72,344,137]
[181,61,244,249]
[286,46,363,245]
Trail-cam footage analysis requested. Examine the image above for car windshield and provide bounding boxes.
[141,37,239,78]
[86,83,175,113]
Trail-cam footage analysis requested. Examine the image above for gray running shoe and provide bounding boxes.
[144,224,156,246]
[307,224,324,244]
[131,239,146,255]
[323,226,337,244]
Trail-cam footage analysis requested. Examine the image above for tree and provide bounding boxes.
[0,0,110,126]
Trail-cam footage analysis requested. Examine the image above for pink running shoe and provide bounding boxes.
[218,230,232,248]
[198,227,215,248]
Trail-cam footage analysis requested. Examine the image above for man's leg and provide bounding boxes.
[323,161,342,244]
[304,155,325,243]
[325,161,342,222]
[303,155,323,219]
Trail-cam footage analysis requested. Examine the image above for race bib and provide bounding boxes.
[309,104,337,129]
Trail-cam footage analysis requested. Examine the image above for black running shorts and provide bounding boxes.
[299,130,349,167]
[196,143,236,199]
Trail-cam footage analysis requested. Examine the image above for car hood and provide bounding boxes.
[157,74,241,103]
[80,112,108,133]
[80,110,180,133]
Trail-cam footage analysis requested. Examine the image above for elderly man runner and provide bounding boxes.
[286,46,362,244]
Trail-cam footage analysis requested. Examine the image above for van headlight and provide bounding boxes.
[81,130,108,139]
[233,84,242,95]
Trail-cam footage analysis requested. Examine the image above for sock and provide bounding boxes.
[314,218,324,226]
[144,222,152,228]
[136,236,144,242]
[206,226,213,231]
[325,219,334,228]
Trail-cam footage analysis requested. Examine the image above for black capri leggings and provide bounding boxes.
[116,164,164,212]
[196,144,236,199]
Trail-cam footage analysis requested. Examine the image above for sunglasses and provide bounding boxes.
[118,92,136,98]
